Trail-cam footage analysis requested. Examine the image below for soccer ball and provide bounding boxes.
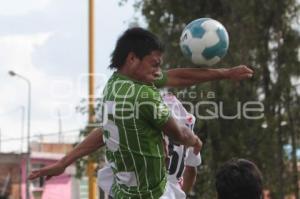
[180,18,229,66]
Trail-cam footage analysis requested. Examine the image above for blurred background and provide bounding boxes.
[0,0,300,199]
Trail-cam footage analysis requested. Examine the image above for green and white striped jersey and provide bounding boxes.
[102,72,170,199]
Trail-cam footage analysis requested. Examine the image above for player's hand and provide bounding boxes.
[192,136,202,155]
[225,65,254,81]
[28,162,65,181]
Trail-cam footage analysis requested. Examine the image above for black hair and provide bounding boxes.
[109,27,164,69]
[216,159,263,199]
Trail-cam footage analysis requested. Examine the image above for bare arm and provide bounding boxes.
[165,65,254,87]
[59,128,104,168]
[29,128,104,180]
[182,166,197,193]
[162,117,202,154]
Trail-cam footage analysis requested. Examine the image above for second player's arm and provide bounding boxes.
[162,117,202,154]
[59,128,104,168]
[182,166,197,193]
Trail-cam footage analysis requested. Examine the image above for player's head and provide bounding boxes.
[109,27,164,83]
[216,158,263,199]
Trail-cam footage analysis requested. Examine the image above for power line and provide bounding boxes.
[1,129,81,142]
[0,106,24,117]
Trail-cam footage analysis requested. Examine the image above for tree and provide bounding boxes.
[121,0,300,197]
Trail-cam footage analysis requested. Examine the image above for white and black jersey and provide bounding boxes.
[163,94,202,184]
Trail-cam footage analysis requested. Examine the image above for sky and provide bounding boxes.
[0,0,145,152]
[1,1,299,154]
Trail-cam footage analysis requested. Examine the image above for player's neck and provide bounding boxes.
[118,65,141,82]
[118,66,134,79]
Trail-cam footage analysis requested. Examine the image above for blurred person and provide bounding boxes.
[263,189,273,199]
[216,158,263,199]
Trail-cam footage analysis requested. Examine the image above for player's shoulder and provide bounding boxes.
[154,70,168,88]
[137,85,161,103]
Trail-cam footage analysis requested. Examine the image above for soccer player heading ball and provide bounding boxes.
[29,27,253,199]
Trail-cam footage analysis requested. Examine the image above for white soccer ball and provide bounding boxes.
[180,18,229,66]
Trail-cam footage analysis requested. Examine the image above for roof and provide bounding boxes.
[30,151,65,160]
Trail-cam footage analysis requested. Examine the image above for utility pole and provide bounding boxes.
[288,84,300,199]
[88,0,97,199]
[20,106,25,152]
[8,71,31,199]
[58,110,62,143]
[277,105,285,199]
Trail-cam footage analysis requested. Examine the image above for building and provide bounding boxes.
[19,142,88,199]
[0,153,23,199]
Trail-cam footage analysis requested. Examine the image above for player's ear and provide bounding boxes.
[127,52,139,64]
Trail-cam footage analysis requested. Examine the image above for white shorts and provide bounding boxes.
[97,165,114,194]
[159,181,186,199]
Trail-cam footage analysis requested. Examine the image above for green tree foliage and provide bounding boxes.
[121,0,300,198]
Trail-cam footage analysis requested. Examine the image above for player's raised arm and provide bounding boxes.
[159,18,254,88]
[164,65,254,87]
[182,146,202,194]
[29,128,104,180]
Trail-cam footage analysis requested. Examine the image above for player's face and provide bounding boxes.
[134,50,163,84]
